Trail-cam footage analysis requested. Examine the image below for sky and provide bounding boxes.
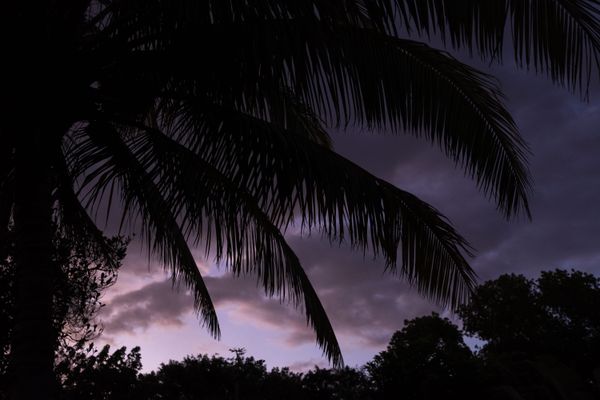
[96,59,600,373]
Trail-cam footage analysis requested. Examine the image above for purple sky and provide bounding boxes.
[96,60,600,372]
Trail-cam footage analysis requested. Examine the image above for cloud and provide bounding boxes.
[200,235,441,349]
[101,279,195,334]
[285,236,439,347]
[287,359,329,373]
[101,235,438,352]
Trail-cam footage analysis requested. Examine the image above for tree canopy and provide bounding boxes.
[459,269,600,390]
[367,313,480,400]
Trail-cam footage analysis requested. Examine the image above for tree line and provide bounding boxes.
[2,260,598,399]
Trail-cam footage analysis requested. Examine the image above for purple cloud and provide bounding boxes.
[102,280,194,333]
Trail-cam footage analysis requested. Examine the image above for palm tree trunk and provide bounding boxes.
[10,138,58,400]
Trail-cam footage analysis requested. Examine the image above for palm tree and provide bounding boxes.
[2,1,599,399]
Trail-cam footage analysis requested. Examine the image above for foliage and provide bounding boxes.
[149,349,371,400]
[458,269,600,399]
[262,367,304,400]
[459,270,600,374]
[152,349,271,400]
[303,366,373,400]
[57,344,142,400]
[53,235,126,348]
[367,313,481,400]
[0,229,126,396]
[0,229,126,370]
[362,270,600,399]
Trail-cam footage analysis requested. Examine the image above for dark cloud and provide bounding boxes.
[466,68,600,277]
[101,280,194,333]
[288,236,440,347]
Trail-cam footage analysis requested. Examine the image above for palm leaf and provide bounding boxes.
[120,119,342,366]
[55,154,124,271]
[90,17,530,218]
[73,119,343,365]
[74,122,221,338]
[149,102,477,308]
[395,0,600,93]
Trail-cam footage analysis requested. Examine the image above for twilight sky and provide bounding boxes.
[96,59,600,373]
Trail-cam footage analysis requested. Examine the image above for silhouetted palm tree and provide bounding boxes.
[2,2,600,399]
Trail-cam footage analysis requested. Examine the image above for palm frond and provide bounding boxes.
[92,0,390,38]
[153,102,476,308]
[395,0,600,93]
[71,119,345,365]
[91,17,530,218]
[101,117,343,366]
[269,88,333,149]
[292,33,531,218]
[74,122,221,338]
[54,154,123,270]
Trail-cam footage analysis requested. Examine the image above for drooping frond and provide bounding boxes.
[93,0,600,91]
[131,122,342,365]
[89,13,530,218]
[395,0,600,93]
[70,120,343,365]
[290,34,531,218]
[54,154,123,270]
[270,88,333,149]
[153,101,476,307]
[71,122,221,338]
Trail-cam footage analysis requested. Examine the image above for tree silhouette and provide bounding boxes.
[262,367,304,400]
[148,350,371,400]
[458,270,600,399]
[0,228,125,397]
[366,313,481,400]
[152,350,271,400]
[303,366,373,400]
[3,2,600,399]
[57,344,143,400]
